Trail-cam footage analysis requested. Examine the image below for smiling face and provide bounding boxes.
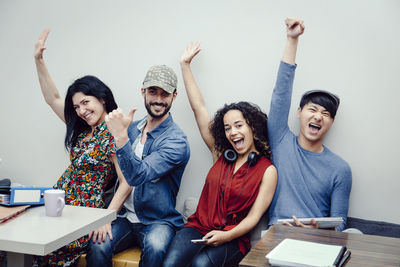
[297,102,334,150]
[223,109,256,157]
[72,92,106,127]
[142,86,176,119]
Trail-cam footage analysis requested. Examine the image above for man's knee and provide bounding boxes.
[86,238,113,266]
[90,239,112,252]
[143,224,175,255]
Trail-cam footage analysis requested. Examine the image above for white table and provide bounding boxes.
[0,205,116,266]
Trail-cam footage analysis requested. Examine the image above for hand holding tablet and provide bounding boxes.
[277,217,343,229]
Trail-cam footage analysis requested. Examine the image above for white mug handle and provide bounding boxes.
[57,197,65,214]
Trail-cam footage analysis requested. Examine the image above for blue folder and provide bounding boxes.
[0,186,53,206]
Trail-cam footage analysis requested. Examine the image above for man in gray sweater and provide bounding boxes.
[267,18,352,231]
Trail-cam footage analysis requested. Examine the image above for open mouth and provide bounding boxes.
[309,123,321,134]
[232,138,244,150]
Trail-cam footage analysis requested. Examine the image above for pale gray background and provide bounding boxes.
[0,0,399,224]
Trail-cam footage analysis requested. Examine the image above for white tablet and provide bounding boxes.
[276,217,343,228]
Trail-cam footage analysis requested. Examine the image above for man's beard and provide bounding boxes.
[144,101,172,119]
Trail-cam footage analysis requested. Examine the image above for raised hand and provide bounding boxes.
[180,41,201,65]
[281,18,304,65]
[34,28,67,122]
[285,18,305,39]
[34,29,50,61]
[105,108,137,148]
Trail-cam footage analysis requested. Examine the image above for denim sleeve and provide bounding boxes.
[116,135,189,187]
[268,61,297,147]
[330,164,352,231]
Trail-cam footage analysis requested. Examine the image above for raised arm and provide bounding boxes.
[180,42,215,157]
[268,18,304,147]
[282,18,304,64]
[34,29,65,122]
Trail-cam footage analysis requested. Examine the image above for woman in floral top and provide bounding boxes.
[33,29,132,266]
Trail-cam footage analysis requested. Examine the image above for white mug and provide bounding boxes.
[44,189,65,217]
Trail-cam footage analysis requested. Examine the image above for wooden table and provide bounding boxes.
[240,224,400,267]
[0,205,116,267]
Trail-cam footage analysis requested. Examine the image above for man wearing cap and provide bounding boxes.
[267,18,352,231]
[86,65,190,267]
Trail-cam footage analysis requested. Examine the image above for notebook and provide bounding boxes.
[266,238,346,267]
[0,205,30,223]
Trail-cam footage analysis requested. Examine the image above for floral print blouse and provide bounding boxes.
[33,122,118,266]
[56,122,117,208]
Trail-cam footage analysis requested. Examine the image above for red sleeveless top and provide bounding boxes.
[185,155,272,253]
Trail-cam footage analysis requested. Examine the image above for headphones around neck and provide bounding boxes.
[223,149,260,167]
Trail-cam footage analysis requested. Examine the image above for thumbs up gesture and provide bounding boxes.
[105,107,137,148]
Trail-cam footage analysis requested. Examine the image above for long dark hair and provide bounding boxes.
[64,75,117,150]
[210,101,271,160]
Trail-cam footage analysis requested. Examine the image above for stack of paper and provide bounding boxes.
[266,238,346,267]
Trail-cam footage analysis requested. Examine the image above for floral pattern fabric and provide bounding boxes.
[33,122,117,266]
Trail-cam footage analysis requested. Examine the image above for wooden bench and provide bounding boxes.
[77,247,141,267]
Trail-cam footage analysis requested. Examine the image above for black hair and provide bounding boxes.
[209,101,271,160]
[64,75,117,150]
[300,93,339,119]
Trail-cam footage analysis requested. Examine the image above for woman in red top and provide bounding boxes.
[163,43,278,267]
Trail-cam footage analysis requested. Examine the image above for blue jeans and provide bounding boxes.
[86,217,175,267]
[163,227,245,267]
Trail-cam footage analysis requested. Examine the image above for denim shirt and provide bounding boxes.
[116,114,190,228]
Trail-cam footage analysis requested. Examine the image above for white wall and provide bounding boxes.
[0,0,399,224]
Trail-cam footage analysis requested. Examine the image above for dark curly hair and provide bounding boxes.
[209,101,271,160]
